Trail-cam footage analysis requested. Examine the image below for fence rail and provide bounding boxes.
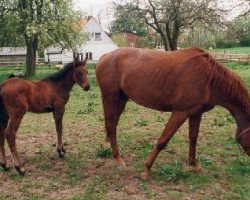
[0,53,249,66]
[210,53,250,62]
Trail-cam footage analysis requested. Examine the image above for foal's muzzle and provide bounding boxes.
[82,83,90,91]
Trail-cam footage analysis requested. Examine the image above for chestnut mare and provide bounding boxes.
[96,47,250,179]
[0,58,90,175]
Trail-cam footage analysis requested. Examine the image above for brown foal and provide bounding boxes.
[0,58,90,175]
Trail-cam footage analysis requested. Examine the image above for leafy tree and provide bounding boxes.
[115,0,226,51]
[111,3,148,36]
[0,0,85,77]
[112,33,127,47]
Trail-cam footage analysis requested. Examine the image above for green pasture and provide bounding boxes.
[0,62,249,200]
[211,47,250,54]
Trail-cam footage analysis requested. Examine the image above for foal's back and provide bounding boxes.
[1,78,56,113]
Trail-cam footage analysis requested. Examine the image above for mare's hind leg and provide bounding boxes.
[0,124,9,171]
[141,112,188,179]
[102,91,127,166]
[53,107,66,158]
[188,115,202,172]
[5,113,25,175]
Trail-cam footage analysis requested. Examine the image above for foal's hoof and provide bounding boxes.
[57,148,66,158]
[194,165,202,173]
[0,163,10,171]
[15,166,25,176]
[140,172,150,180]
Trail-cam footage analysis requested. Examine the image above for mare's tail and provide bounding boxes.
[0,84,9,124]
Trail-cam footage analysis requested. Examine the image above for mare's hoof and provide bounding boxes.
[116,158,126,168]
[0,163,10,171]
[194,165,202,173]
[140,172,150,180]
[15,166,25,176]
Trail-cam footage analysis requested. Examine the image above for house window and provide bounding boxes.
[130,42,135,48]
[85,52,93,60]
[94,32,101,41]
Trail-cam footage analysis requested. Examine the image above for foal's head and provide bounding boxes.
[73,58,90,91]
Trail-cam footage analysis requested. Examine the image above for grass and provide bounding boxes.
[0,62,249,199]
[211,46,250,54]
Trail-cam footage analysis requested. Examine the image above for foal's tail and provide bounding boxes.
[0,84,8,124]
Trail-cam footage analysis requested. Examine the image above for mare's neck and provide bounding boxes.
[221,101,250,134]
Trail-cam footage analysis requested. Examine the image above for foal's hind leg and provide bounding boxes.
[141,112,188,179]
[188,115,202,172]
[5,114,25,175]
[53,107,66,158]
[0,124,9,171]
[102,91,127,166]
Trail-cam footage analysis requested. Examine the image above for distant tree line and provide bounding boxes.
[111,0,250,50]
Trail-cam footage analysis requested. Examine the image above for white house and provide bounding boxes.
[44,16,118,64]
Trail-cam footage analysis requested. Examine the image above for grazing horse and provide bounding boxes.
[0,58,90,175]
[96,47,250,179]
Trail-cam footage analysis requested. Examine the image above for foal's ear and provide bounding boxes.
[82,57,87,66]
[74,55,79,65]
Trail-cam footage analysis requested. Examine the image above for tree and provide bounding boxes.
[111,3,148,36]
[0,0,85,77]
[115,0,226,51]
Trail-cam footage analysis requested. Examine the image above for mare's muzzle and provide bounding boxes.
[237,129,250,156]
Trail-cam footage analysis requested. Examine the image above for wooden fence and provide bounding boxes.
[210,53,250,62]
[0,53,249,67]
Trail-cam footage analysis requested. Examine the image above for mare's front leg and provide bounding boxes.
[5,113,26,175]
[141,112,188,179]
[53,107,66,158]
[188,115,202,172]
[102,92,127,167]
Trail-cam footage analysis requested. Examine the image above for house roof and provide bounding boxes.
[0,47,26,55]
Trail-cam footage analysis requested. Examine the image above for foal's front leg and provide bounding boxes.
[5,114,25,175]
[53,107,66,158]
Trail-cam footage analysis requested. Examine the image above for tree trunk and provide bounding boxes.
[25,36,38,77]
[168,36,178,51]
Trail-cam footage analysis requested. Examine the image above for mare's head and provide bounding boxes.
[237,127,250,156]
[73,57,90,91]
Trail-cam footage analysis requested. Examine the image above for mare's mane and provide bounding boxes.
[193,50,250,116]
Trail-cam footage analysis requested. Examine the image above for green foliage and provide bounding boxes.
[215,15,250,48]
[160,162,189,181]
[111,3,148,36]
[96,145,112,158]
[111,33,127,47]
[0,0,85,77]
[135,119,148,126]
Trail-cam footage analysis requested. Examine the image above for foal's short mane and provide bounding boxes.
[43,60,86,82]
[199,52,250,116]
[43,62,75,82]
